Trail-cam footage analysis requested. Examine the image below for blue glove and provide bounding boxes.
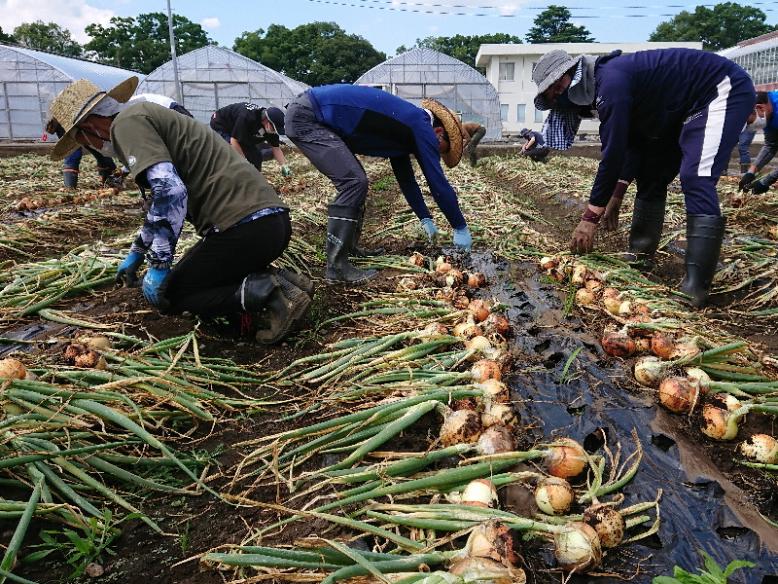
[420,218,439,243]
[281,164,292,177]
[116,251,145,286]
[453,226,472,252]
[142,266,171,309]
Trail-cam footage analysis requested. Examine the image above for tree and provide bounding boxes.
[649,2,775,51]
[13,21,81,56]
[234,22,385,86]
[526,5,594,43]
[0,26,14,44]
[398,33,522,69]
[85,12,213,74]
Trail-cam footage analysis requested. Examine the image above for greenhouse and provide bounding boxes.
[0,44,141,140]
[356,47,502,140]
[136,45,310,123]
[720,31,778,90]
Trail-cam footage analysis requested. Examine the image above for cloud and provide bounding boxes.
[201,17,221,29]
[0,0,114,43]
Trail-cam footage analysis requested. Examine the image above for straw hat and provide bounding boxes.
[49,76,139,159]
[421,98,465,168]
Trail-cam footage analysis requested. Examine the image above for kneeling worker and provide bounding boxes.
[49,76,311,344]
[285,84,472,284]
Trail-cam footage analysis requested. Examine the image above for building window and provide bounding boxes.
[500,104,509,121]
[534,108,544,123]
[499,62,515,81]
[516,104,526,123]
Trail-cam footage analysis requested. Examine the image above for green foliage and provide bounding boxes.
[649,2,776,51]
[12,21,82,57]
[398,33,522,69]
[23,510,131,579]
[652,550,755,584]
[0,26,15,44]
[85,12,213,74]
[233,22,385,86]
[526,5,595,43]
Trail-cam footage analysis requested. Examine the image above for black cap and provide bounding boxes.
[264,106,286,136]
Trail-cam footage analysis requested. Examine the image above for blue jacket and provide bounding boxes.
[767,91,778,132]
[590,49,750,205]
[308,85,466,229]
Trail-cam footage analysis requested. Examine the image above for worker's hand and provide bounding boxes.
[142,266,171,309]
[453,226,473,252]
[602,184,627,231]
[738,172,756,192]
[116,251,145,287]
[751,179,770,195]
[420,218,439,244]
[281,164,292,178]
[570,220,598,254]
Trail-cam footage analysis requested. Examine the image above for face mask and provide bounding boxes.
[748,114,767,132]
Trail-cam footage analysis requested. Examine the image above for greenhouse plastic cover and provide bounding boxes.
[0,44,142,140]
[137,46,310,124]
[356,48,502,140]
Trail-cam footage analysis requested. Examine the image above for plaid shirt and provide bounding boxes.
[540,61,587,151]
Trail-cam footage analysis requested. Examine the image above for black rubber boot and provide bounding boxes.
[351,204,384,257]
[64,170,78,189]
[98,167,114,186]
[680,214,725,308]
[255,274,312,344]
[625,197,666,269]
[326,204,378,284]
[273,267,314,296]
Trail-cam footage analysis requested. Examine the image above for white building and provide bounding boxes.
[475,42,702,137]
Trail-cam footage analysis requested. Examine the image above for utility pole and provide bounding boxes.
[166,0,183,105]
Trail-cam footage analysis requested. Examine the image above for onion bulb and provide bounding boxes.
[453,320,482,340]
[74,351,107,370]
[481,403,518,428]
[584,278,603,294]
[571,264,588,285]
[545,438,588,479]
[658,376,699,414]
[583,504,625,548]
[540,256,558,270]
[476,379,509,403]
[534,477,573,515]
[633,356,667,388]
[471,360,502,382]
[684,367,711,392]
[601,331,636,358]
[461,479,498,508]
[484,313,511,336]
[701,394,743,441]
[458,520,518,567]
[439,407,483,445]
[466,335,493,354]
[602,296,622,315]
[78,335,112,351]
[738,434,778,464]
[670,336,701,360]
[468,299,491,323]
[409,252,425,267]
[397,277,418,291]
[448,557,523,584]
[419,322,449,339]
[446,269,464,287]
[650,333,675,360]
[602,287,620,300]
[477,425,515,454]
[435,261,453,275]
[467,272,487,288]
[453,295,471,310]
[553,521,602,572]
[0,358,27,380]
[575,288,596,307]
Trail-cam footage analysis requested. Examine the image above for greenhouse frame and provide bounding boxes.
[720,31,778,90]
[356,48,502,140]
[136,46,310,124]
[0,44,141,141]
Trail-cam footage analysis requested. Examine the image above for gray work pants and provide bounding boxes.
[285,94,368,209]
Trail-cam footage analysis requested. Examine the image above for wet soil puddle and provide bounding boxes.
[466,251,778,582]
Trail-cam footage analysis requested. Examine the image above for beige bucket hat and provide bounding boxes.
[421,98,466,168]
[49,76,139,159]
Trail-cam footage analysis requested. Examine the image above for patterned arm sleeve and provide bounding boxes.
[130,162,188,268]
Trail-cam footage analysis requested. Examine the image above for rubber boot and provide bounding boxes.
[255,273,312,344]
[64,169,78,189]
[625,197,666,270]
[467,144,477,167]
[273,267,314,296]
[326,204,378,284]
[680,214,725,308]
[351,204,384,258]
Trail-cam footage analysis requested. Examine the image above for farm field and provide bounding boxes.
[0,149,776,584]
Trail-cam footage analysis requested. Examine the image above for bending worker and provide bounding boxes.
[519,127,550,163]
[285,84,472,285]
[739,91,778,195]
[463,121,486,167]
[210,102,291,176]
[533,48,754,308]
[49,76,311,344]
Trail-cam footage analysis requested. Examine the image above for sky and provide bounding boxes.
[1,0,776,55]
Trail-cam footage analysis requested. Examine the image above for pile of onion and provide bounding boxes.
[738,434,778,464]
[534,477,574,515]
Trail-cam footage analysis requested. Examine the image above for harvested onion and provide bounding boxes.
[471,360,502,382]
[439,407,483,446]
[446,269,464,287]
[540,256,558,270]
[481,403,518,428]
[545,438,587,479]
[476,379,509,403]
[701,394,743,440]
[409,252,425,267]
[0,358,27,380]
[601,331,636,358]
[534,477,573,515]
[435,262,453,275]
[584,278,603,294]
[738,434,778,464]
[554,521,602,572]
[467,272,487,288]
[448,557,522,584]
[466,336,493,354]
[418,322,449,339]
[477,425,515,454]
[453,320,482,340]
[650,333,675,360]
[397,277,417,291]
[633,356,667,388]
[484,313,510,336]
[468,299,491,323]
[658,376,699,414]
[583,504,625,548]
[458,520,518,567]
[575,288,596,307]
[461,479,498,508]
